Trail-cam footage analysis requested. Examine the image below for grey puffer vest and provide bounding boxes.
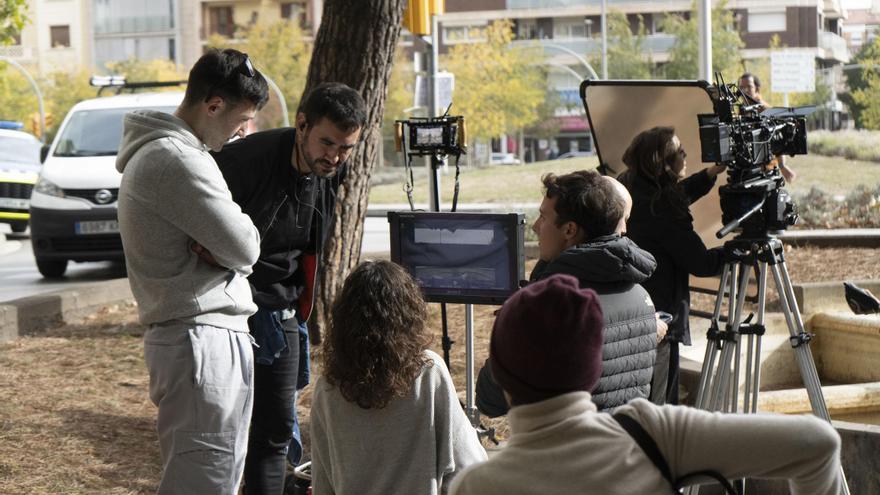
[531,235,658,410]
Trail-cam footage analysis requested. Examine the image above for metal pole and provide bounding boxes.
[427,14,441,211]
[698,0,712,80]
[517,41,599,79]
[601,0,608,79]
[262,74,289,126]
[0,56,46,142]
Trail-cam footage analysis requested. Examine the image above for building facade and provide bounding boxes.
[1,0,93,74]
[436,0,851,160]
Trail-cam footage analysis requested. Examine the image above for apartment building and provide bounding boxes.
[438,0,851,159]
[0,0,92,74]
[182,0,321,68]
[841,2,880,51]
[1,0,320,77]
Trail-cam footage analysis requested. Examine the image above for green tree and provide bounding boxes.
[840,37,880,128]
[595,11,653,79]
[0,0,27,46]
[442,20,546,142]
[105,58,183,84]
[661,0,744,81]
[380,48,414,167]
[41,68,103,141]
[209,20,311,128]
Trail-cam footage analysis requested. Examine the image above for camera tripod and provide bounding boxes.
[691,234,849,495]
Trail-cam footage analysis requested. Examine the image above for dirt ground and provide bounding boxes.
[1,245,878,493]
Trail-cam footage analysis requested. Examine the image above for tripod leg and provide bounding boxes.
[711,263,751,412]
[465,304,478,427]
[770,253,851,495]
[768,261,831,420]
[695,264,732,409]
[744,261,768,414]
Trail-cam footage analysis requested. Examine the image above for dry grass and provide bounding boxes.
[1,246,878,492]
[0,303,158,494]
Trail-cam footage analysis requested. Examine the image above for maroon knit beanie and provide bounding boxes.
[490,274,604,406]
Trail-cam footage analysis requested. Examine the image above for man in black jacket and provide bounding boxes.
[476,170,663,416]
[210,83,366,495]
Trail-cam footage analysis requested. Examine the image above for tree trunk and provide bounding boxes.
[303,0,406,344]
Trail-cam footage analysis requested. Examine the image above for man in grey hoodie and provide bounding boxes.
[116,48,269,494]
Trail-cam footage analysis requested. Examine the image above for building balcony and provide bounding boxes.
[820,31,850,63]
[507,0,685,9]
[0,45,34,61]
[94,16,174,35]
[511,33,676,60]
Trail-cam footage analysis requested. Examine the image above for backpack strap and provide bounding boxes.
[612,412,740,495]
[613,412,675,486]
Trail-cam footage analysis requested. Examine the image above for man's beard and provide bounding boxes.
[300,142,338,178]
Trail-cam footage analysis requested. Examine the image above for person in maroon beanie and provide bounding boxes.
[450,274,843,495]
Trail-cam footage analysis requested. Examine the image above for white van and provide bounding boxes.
[30,91,183,278]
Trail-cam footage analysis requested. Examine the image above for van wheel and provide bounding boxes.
[36,258,68,278]
[10,222,27,233]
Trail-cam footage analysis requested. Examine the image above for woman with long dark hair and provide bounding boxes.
[618,126,726,405]
[309,260,486,494]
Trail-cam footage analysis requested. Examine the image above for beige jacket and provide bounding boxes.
[450,392,841,495]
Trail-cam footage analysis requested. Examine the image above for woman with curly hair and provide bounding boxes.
[309,260,486,494]
[618,126,726,405]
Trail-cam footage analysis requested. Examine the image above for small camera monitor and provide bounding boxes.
[388,211,525,305]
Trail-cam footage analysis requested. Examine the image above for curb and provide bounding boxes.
[0,278,133,343]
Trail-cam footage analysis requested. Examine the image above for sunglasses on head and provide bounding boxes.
[237,54,255,78]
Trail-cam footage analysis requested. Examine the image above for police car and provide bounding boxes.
[0,122,42,234]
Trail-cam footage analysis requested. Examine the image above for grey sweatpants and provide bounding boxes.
[144,323,254,494]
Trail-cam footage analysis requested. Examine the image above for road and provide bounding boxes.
[0,225,127,303]
[0,219,392,304]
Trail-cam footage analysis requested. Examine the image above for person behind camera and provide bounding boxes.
[738,72,796,183]
[449,274,843,495]
[618,126,726,405]
[475,170,663,416]
[309,260,486,495]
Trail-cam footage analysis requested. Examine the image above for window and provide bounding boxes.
[517,19,539,40]
[208,6,234,37]
[50,25,70,48]
[553,18,588,39]
[442,23,487,44]
[748,11,786,33]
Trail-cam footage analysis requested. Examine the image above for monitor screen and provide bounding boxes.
[388,212,525,305]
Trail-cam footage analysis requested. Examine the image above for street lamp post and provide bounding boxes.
[0,56,45,142]
[601,0,608,79]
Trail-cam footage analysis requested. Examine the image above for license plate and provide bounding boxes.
[0,197,28,209]
[75,220,119,235]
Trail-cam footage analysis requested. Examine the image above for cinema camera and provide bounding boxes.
[698,73,813,238]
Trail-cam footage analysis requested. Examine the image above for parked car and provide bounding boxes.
[29,90,183,278]
[489,152,521,165]
[556,151,594,160]
[0,123,42,233]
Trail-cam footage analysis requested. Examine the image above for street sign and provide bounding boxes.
[771,50,816,93]
[414,72,455,114]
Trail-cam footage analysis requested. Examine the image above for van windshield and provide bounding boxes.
[53,106,177,157]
